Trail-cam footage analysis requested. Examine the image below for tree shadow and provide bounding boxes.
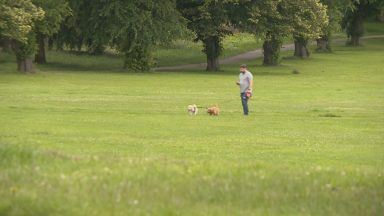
[40,61,122,73]
[154,64,294,77]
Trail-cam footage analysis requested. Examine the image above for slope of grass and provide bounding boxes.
[0,38,383,215]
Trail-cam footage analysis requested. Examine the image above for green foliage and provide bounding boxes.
[236,0,295,64]
[242,0,291,40]
[320,0,350,35]
[32,0,71,37]
[0,0,44,43]
[342,1,366,39]
[123,44,153,71]
[56,0,114,53]
[342,0,383,43]
[262,34,282,65]
[177,0,231,41]
[57,0,186,70]
[106,0,186,70]
[284,0,328,40]
[13,32,37,58]
[0,0,44,72]
[177,0,235,66]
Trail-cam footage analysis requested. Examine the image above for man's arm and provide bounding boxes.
[248,79,253,92]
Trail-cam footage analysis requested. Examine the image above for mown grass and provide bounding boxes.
[0,37,384,215]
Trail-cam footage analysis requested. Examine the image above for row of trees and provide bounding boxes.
[0,0,383,73]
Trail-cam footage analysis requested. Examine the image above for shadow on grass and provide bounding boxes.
[40,61,124,73]
[36,50,129,73]
[159,63,295,77]
[1,48,307,77]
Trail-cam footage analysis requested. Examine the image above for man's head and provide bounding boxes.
[240,64,247,73]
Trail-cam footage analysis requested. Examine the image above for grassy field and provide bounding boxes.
[1,35,384,215]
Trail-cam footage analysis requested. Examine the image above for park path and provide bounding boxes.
[154,35,384,71]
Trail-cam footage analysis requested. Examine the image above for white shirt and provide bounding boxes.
[239,71,253,93]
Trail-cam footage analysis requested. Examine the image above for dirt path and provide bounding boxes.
[154,35,384,71]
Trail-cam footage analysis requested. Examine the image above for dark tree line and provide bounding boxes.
[1,0,383,73]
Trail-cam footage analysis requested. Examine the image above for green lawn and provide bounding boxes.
[0,37,384,215]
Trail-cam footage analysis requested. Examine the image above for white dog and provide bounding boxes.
[187,104,198,115]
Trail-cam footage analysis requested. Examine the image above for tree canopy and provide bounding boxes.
[56,0,186,71]
[342,0,384,46]
[177,0,235,71]
[0,0,44,43]
[107,0,186,70]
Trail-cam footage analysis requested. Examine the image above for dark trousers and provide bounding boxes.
[240,93,249,115]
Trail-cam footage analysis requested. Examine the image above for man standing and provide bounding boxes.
[236,64,253,115]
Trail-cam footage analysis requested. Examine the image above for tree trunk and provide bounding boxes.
[204,36,220,71]
[11,40,35,73]
[76,41,83,52]
[347,4,364,46]
[17,57,34,73]
[294,37,310,58]
[350,35,360,46]
[378,8,384,22]
[206,56,219,71]
[35,34,46,64]
[263,36,281,66]
[316,35,331,52]
[48,37,54,51]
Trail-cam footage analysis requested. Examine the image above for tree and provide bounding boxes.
[342,0,383,46]
[55,0,112,54]
[0,0,44,72]
[317,0,349,52]
[177,0,234,71]
[378,7,384,22]
[32,0,71,64]
[107,0,186,71]
[56,0,186,71]
[284,0,328,58]
[237,0,292,66]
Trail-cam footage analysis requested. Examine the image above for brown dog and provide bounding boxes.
[207,106,220,116]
